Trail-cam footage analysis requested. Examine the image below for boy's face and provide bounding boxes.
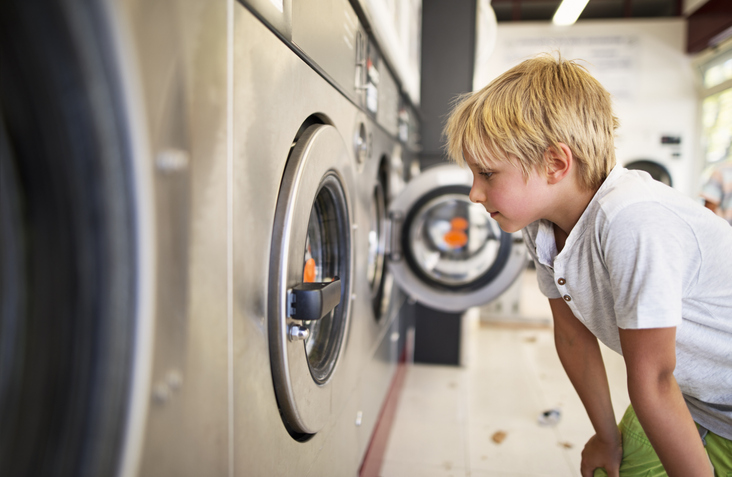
[464,153,550,233]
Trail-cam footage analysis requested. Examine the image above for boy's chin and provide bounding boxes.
[499,225,522,234]
[494,219,523,234]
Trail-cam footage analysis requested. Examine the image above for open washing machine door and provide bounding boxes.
[388,163,527,313]
[269,123,354,436]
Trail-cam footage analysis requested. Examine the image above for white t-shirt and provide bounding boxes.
[523,165,732,439]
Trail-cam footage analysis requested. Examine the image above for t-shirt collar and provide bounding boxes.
[533,164,623,268]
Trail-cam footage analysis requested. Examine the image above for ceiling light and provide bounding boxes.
[552,0,590,26]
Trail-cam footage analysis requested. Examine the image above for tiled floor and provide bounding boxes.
[379,269,631,477]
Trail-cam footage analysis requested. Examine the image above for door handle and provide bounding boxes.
[287,277,341,321]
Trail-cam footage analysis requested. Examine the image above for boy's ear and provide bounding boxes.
[544,143,572,184]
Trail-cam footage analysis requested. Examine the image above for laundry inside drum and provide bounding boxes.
[409,195,502,287]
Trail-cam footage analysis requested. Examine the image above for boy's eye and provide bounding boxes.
[480,171,494,179]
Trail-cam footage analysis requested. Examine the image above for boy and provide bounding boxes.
[444,54,732,476]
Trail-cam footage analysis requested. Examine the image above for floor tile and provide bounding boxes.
[379,268,630,477]
[467,422,574,475]
[379,460,468,477]
[394,363,469,426]
[382,416,466,469]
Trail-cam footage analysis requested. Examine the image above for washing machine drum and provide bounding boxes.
[404,188,506,290]
[269,124,354,436]
[388,164,527,313]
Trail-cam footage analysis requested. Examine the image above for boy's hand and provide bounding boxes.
[580,433,622,477]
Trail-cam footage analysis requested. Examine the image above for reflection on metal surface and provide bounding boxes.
[354,122,369,164]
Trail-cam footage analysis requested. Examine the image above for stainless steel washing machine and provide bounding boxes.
[0,1,526,476]
[233,1,393,474]
[0,0,230,475]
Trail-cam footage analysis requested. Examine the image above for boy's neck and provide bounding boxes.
[547,182,599,239]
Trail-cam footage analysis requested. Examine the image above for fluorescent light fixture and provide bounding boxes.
[552,0,590,25]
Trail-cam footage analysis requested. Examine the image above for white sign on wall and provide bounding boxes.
[473,19,700,197]
[501,35,640,101]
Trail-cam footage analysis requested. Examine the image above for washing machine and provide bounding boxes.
[0,0,230,476]
[618,132,696,196]
[0,1,527,476]
[232,0,407,474]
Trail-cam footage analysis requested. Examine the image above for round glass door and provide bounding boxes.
[405,192,507,290]
[388,164,527,312]
[625,159,673,187]
[269,124,354,436]
[302,173,349,384]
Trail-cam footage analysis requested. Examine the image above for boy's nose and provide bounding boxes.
[469,183,484,204]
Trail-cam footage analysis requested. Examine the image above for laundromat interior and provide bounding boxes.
[1,0,731,476]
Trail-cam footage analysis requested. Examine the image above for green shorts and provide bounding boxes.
[593,405,732,476]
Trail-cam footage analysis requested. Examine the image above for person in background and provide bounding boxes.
[701,158,732,225]
[444,53,732,476]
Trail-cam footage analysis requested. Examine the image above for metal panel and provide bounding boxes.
[292,0,365,105]
[117,0,231,475]
[241,0,293,39]
[232,5,376,475]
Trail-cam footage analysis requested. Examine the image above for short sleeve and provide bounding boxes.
[522,224,562,300]
[601,203,692,329]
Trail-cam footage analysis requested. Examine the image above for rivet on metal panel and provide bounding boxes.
[351,293,357,301]
[390,332,400,342]
[153,382,170,404]
[355,411,363,427]
[166,370,183,390]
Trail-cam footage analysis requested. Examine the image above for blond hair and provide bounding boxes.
[444,53,618,190]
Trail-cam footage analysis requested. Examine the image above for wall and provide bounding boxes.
[419,0,476,167]
[474,19,701,197]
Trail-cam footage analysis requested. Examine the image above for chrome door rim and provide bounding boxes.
[268,124,354,435]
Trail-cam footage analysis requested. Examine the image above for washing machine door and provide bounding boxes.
[388,163,527,312]
[269,124,354,436]
[625,159,673,187]
[367,163,391,319]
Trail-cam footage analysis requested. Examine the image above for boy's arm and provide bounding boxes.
[618,327,712,476]
[549,298,622,477]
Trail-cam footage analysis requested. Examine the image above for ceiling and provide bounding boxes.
[492,0,682,22]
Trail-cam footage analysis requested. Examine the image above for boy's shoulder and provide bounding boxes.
[590,167,730,246]
[593,167,684,222]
